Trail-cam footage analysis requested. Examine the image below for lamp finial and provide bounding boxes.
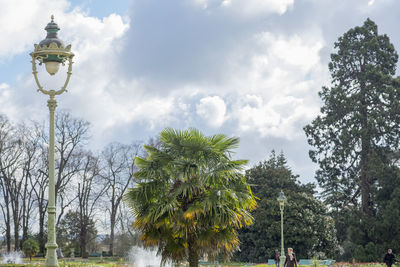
[51,15,54,22]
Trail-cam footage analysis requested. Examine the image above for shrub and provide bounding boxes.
[22,238,40,261]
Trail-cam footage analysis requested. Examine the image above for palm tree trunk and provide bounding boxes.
[188,238,199,267]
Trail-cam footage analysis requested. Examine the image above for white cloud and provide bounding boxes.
[244,94,263,108]
[256,32,324,73]
[59,12,129,64]
[192,0,294,16]
[0,0,350,183]
[0,83,18,119]
[0,0,327,148]
[194,0,209,9]
[217,30,326,139]
[236,95,317,139]
[0,83,8,90]
[0,1,325,144]
[0,1,154,139]
[196,96,227,128]
[0,0,202,147]
[221,0,294,16]
[0,83,10,101]
[0,0,71,60]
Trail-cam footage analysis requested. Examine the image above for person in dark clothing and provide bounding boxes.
[284,248,297,267]
[384,249,397,267]
[274,250,281,267]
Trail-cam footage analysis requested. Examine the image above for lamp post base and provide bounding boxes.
[45,243,59,267]
[279,255,286,267]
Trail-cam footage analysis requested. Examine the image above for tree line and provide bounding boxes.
[0,110,143,258]
[0,112,339,264]
[234,18,400,263]
[234,152,338,262]
[186,18,400,263]
[123,129,339,267]
[123,18,400,265]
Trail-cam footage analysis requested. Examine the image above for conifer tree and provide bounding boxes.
[304,19,400,218]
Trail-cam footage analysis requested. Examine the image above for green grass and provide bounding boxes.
[0,259,390,267]
[0,263,129,267]
[0,257,129,267]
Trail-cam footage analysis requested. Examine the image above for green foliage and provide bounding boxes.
[376,169,400,251]
[22,238,39,261]
[57,210,98,257]
[304,17,400,213]
[124,128,256,267]
[113,232,141,257]
[234,152,339,263]
[312,258,320,267]
[354,245,367,262]
[304,18,400,260]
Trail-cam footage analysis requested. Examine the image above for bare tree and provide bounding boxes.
[31,124,49,253]
[0,118,40,251]
[0,115,26,251]
[34,111,90,252]
[76,151,106,258]
[54,111,90,225]
[101,142,142,256]
[0,115,14,251]
[18,122,43,249]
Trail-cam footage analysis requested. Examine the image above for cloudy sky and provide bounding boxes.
[1,0,400,185]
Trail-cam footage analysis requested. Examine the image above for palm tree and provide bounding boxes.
[124,128,256,267]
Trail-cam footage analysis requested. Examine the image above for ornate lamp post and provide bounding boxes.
[30,15,74,267]
[277,191,287,267]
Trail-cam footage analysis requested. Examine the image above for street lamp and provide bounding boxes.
[277,191,287,267]
[30,15,74,267]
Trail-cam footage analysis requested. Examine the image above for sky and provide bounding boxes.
[1,0,400,185]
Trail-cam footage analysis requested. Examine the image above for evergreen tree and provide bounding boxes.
[304,18,400,217]
[57,210,98,258]
[235,152,338,263]
[304,18,400,260]
[22,238,39,261]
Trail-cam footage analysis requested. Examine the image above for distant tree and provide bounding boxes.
[54,111,91,226]
[124,128,256,267]
[113,231,141,257]
[22,238,39,261]
[35,111,91,252]
[234,151,339,262]
[0,114,14,252]
[111,203,142,257]
[18,123,43,249]
[0,118,25,251]
[57,210,97,257]
[75,151,105,258]
[0,117,41,251]
[100,142,142,256]
[31,133,49,254]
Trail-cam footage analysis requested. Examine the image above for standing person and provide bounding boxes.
[284,248,297,267]
[384,249,397,267]
[274,250,281,267]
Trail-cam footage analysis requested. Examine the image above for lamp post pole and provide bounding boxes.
[30,16,74,267]
[46,95,58,266]
[277,191,287,267]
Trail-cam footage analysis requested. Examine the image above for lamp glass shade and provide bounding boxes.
[277,191,286,203]
[45,61,60,75]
